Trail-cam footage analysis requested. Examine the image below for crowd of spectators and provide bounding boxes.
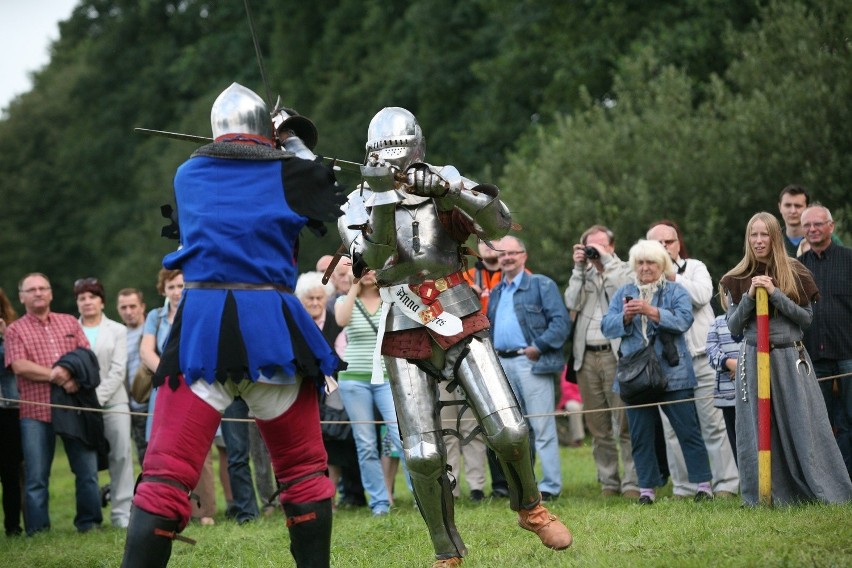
[1,187,850,537]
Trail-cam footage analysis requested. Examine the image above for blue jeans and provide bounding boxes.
[20,419,101,534]
[815,358,852,479]
[221,397,260,522]
[145,387,157,441]
[338,380,404,514]
[626,389,712,488]
[500,356,562,495]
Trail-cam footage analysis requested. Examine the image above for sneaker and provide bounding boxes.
[540,491,559,502]
[470,490,485,502]
[491,486,510,499]
[638,495,654,505]
[601,488,620,498]
[432,558,463,568]
[694,491,713,502]
[621,490,640,500]
[518,504,573,550]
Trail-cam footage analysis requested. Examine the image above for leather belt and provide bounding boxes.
[745,339,797,350]
[496,349,525,359]
[184,281,292,292]
[410,271,467,306]
[585,344,611,352]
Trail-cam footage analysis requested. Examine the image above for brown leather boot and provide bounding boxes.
[432,558,463,568]
[517,504,573,550]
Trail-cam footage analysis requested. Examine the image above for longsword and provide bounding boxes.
[133,127,363,173]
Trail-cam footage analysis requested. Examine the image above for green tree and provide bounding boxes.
[499,0,851,291]
[1,0,846,314]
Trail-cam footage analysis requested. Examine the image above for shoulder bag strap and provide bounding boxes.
[354,299,379,334]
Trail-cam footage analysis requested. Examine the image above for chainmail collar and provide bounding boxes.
[192,142,294,161]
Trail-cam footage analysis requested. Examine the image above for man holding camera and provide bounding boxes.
[563,225,639,498]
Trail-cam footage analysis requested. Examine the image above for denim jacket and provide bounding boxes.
[487,273,570,374]
[601,280,696,391]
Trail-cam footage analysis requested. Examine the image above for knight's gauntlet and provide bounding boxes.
[405,163,449,197]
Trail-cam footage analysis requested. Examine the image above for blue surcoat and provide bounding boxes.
[160,142,345,386]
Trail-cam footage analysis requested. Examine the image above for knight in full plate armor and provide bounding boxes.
[121,83,346,568]
[339,107,573,567]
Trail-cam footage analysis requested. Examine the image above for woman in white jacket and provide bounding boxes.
[75,277,132,528]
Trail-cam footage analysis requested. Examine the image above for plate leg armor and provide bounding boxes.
[451,335,541,511]
[456,335,572,549]
[385,357,468,560]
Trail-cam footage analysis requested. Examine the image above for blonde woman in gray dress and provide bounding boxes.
[720,212,852,505]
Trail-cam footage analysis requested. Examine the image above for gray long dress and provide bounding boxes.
[727,289,852,506]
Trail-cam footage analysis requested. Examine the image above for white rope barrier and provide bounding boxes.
[1,371,849,426]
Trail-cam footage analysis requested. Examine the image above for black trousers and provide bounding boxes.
[0,407,23,535]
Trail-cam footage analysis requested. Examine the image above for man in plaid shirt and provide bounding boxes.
[4,272,101,535]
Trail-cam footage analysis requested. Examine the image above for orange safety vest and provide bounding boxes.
[464,265,503,314]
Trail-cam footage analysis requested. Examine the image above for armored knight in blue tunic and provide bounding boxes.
[122,83,346,568]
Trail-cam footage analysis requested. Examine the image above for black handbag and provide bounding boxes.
[615,336,668,405]
[320,390,352,441]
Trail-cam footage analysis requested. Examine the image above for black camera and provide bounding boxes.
[584,246,600,260]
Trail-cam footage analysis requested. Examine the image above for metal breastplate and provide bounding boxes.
[375,200,481,331]
[375,200,464,285]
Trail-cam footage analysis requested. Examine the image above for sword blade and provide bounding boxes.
[134,127,213,143]
[133,127,363,173]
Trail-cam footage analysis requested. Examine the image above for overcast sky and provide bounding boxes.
[0,0,79,113]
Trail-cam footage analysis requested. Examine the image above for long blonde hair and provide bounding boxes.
[721,212,804,304]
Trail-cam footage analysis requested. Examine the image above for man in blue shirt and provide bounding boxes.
[488,237,571,500]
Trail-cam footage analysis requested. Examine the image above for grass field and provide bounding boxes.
[2,438,851,567]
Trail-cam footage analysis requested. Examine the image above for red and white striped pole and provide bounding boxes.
[756,287,771,505]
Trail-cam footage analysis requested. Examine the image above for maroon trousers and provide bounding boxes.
[133,379,333,529]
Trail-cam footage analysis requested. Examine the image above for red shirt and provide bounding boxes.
[558,377,583,410]
[4,312,89,422]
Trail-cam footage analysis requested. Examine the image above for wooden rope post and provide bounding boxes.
[756,287,771,505]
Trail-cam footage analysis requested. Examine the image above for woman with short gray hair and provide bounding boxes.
[602,240,711,505]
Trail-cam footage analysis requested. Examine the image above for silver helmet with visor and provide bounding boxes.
[365,107,425,170]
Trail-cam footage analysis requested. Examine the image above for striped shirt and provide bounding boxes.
[337,297,385,380]
[705,314,742,408]
[4,312,90,422]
